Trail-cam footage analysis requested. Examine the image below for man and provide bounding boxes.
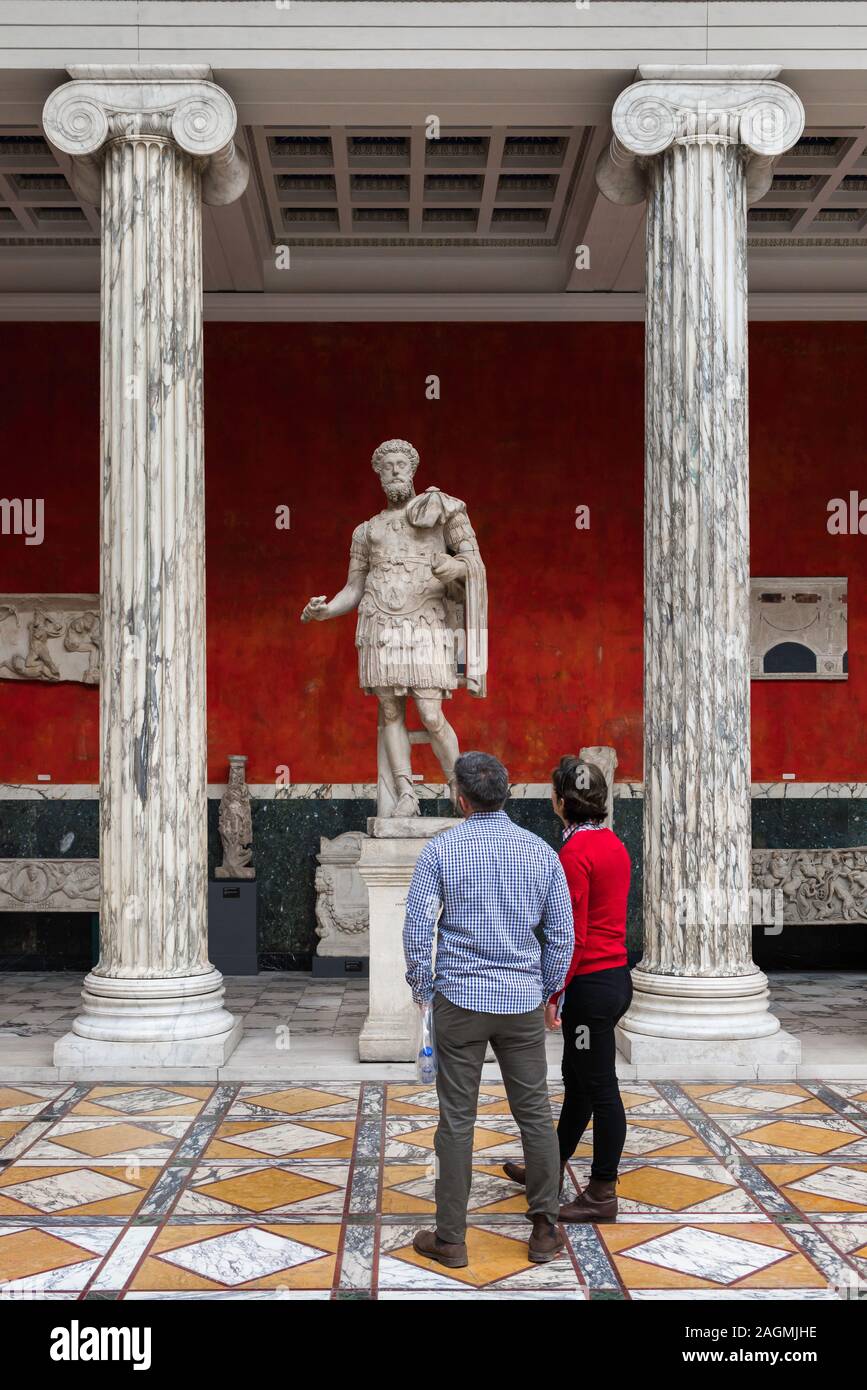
[300,439,487,816]
[403,750,573,1267]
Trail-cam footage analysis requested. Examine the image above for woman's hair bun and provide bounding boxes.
[551,755,608,826]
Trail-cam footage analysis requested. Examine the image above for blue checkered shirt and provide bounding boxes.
[402,810,574,1013]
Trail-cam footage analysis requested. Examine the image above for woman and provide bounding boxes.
[504,756,632,1222]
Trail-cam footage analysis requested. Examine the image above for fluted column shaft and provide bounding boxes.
[43,66,249,1055]
[643,122,751,979]
[100,134,206,981]
[597,67,804,1042]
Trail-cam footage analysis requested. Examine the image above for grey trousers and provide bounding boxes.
[432,991,561,1244]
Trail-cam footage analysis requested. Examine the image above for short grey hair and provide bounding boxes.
[371,438,419,475]
[454,751,510,811]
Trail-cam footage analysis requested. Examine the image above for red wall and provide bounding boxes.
[0,320,865,785]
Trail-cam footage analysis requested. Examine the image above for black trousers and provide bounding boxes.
[557,964,633,1182]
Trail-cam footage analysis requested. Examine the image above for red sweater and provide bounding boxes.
[553,826,630,995]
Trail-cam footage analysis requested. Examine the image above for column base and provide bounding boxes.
[616,967,801,1077]
[624,967,783,1040]
[65,967,240,1042]
[616,1026,801,1079]
[54,1017,243,1073]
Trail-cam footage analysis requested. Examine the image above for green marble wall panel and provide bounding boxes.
[0,795,864,969]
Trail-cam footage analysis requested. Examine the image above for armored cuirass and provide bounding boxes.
[354,506,457,696]
[362,509,446,617]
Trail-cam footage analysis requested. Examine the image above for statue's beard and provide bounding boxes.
[383,479,413,504]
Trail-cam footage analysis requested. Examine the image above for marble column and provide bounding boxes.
[597,66,805,1072]
[43,66,249,1068]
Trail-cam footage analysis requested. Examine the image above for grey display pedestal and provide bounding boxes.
[208,881,258,976]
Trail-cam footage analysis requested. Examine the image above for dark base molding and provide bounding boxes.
[312,955,370,978]
[257,952,314,973]
[753,925,867,972]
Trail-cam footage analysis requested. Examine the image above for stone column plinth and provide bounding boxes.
[358,817,455,1062]
[43,66,249,1070]
[596,66,804,1076]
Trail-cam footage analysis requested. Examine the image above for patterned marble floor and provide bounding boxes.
[2,1078,867,1299]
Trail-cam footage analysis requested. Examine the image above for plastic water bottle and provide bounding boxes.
[415,1001,438,1083]
[417,1043,436,1085]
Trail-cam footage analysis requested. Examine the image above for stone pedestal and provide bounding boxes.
[314,831,370,962]
[616,1028,802,1081]
[43,65,249,1069]
[597,66,805,1063]
[358,816,455,1061]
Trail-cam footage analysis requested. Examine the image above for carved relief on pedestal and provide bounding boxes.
[750,578,847,680]
[752,846,867,924]
[0,859,100,912]
[314,832,370,957]
[0,596,101,684]
[216,755,255,880]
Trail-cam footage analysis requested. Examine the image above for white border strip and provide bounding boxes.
[2,782,866,801]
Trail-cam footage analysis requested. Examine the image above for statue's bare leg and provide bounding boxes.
[414,691,460,805]
[375,689,418,815]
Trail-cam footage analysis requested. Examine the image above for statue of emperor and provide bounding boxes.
[301,439,488,817]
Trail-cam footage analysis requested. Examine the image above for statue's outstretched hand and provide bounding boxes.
[301,596,329,623]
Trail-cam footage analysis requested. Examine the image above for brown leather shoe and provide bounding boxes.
[412,1229,469,1268]
[528,1215,566,1264]
[503,1161,566,1190]
[559,1177,618,1223]
[502,1160,527,1185]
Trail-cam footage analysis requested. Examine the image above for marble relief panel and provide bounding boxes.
[750,578,847,681]
[0,595,100,684]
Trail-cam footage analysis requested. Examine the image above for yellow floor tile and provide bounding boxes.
[741,1120,856,1155]
[616,1167,732,1211]
[0,1228,96,1282]
[392,1226,536,1287]
[194,1168,340,1212]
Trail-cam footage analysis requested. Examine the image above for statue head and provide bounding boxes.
[371,439,419,504]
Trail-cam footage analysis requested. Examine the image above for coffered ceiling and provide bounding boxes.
[5,3,867,315]
[5,112,867,311]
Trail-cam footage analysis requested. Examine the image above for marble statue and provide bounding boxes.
[216,755,255,880]
[301,439,488,817]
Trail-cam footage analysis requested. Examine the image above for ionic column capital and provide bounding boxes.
[42,63,249,206]
[596,63,805,206]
